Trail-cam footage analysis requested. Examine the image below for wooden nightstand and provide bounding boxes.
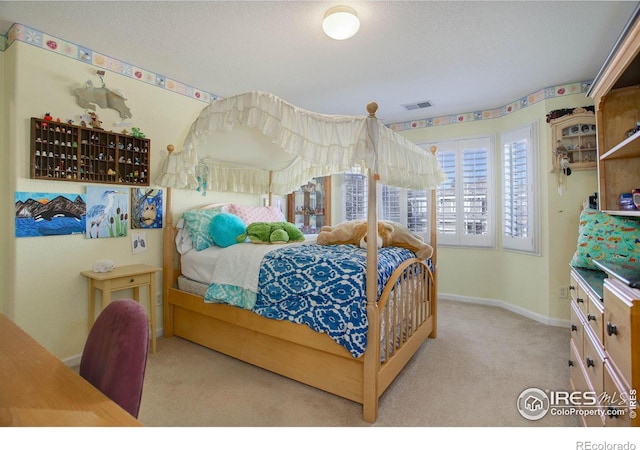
[81,264,161,353]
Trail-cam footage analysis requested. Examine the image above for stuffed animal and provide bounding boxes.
[317,220,433,260]
[239,222,305,244]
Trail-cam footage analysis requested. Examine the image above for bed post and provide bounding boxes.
[429,145,438,339]
[162,144,175,337]
[363,102,380,423]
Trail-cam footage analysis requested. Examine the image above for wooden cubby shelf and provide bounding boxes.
[30,117,150,186]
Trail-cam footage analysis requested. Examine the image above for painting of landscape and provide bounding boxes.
[15,192,86,237]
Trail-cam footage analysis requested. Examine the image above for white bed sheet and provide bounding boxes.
[180,235,316,292]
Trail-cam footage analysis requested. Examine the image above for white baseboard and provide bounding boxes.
[439,292,570,328]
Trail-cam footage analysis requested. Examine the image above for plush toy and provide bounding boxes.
[239,222,305,244]
[317,220,433,260]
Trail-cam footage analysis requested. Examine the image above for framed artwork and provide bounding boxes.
[130,188,163,229]
[15,192,86,237]
[85,186,129,238]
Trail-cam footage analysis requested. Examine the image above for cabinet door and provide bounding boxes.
[287,176,330,234]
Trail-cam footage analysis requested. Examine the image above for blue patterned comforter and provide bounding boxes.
[253,243,415,358]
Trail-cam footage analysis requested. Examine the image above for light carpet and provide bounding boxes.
[137,299,579,427]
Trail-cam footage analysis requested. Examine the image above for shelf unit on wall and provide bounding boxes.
[549,107,597,171]
[30,118,150,186]
[588,6,640,217]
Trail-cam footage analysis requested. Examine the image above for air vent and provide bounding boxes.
[402,100,434,111]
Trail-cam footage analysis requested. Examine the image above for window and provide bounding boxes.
[501,123,539,254]
[422,137,495,247]
[339,173,430,241]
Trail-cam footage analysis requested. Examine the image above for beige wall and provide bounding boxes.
[398,95,597,324]
[3,42,258,360]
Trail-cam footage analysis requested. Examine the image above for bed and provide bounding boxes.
[159,91,446,423]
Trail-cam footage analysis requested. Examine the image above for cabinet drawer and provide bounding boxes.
[584,329,605,397]
[110,273,151,290]
[603,362,633,427]
[587,293,604,347]
[570,339,589,393]
[570,301,584,358]
[570,272,588,315]
[603,281,633,385]
[570,340,605,427]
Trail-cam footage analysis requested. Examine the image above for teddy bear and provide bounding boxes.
[238,222,305,244]
[316,220,433,260]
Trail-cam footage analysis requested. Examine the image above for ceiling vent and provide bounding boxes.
[402,100,434,111]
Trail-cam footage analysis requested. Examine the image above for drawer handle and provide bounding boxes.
[586,357,595,368]
[587,314,596,322]
[571,324,578,332]
[606,322,618,336]
[577,297,584,303]
[130,278,135,283]
[568,360,574,367]
[606,406,619,419]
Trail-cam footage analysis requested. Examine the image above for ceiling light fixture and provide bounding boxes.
[322,6,360,40]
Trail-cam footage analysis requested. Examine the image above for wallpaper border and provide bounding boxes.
[2,22,591,129]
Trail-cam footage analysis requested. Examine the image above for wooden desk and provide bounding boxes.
[81,264,161,353]
[0,314,141,426]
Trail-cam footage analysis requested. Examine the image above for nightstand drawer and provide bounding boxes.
[603,281,633,385]
[110,273,151,290]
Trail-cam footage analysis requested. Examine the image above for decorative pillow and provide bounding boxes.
[209,212,247,248]
[225,203,284,225]
[571,209,640,270]
[181,208,222,251]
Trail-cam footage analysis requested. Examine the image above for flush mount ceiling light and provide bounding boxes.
[322,6,360,40]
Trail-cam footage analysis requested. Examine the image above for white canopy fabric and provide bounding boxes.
[157,91,446,195]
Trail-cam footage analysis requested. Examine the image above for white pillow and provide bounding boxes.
[174,218,194,254]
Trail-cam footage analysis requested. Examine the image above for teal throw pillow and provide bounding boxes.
[181,208,221,251]
[209,212,247,248]
[571,209,640,270]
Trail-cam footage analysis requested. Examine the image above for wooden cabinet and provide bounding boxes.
[569,267,639,426]
[550,108,597,171]
[30,118,150,186]
[287,176,330,234]
[588,7,640,215]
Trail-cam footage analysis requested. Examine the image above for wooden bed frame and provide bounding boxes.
[161,106,439,423]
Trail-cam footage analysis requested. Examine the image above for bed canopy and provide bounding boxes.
[156,91,446,195]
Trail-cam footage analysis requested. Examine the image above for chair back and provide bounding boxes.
[80,299,149,418]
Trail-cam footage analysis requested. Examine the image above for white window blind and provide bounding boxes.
[340,174,430,240]
[502,123,539,254]
[427,137,495,247]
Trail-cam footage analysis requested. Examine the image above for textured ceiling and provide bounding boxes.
[0,1,638,124]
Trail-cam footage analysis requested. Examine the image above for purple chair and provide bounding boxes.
[80,299,150,419]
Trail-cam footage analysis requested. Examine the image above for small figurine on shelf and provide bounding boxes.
[131,127,145,138]
[43,112,53,121]
[88,111,103,130]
